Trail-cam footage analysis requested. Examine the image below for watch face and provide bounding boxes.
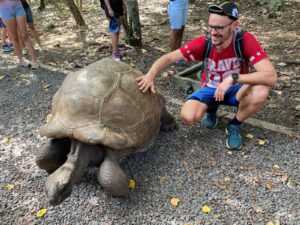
[232,73,238,79]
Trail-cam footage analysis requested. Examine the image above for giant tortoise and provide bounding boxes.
[36,58,176,205]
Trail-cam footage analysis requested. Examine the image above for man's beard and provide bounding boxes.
[212,34,224,46]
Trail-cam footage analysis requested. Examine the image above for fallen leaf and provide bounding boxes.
[273,164,280,169]
[170,197,180,207]
[278,62,287,67]
[267,219,280,225]
[252,204,263,213]
[36,208,47,218]
[129,179,135,189]
[2,137,10,144]
[246,133,254,139]
[157,175,165,182]
[161,72,169,78]
[224,199,234,205]
[224,176,231,182]
[43,84,51,89]
[295,105,300,111]
[258,139,265,145]
[201,205,211,213]
[281,174,289,183]
[45,114,52,123]
[88,52,97,57]
[0,75,5,80]
[141,49,148,54]
[265,183,274,190]
[48,62,57,67]
[7,184,15,191]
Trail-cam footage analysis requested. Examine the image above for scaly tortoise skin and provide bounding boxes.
[36,58,176,205]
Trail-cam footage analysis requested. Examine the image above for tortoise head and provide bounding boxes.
[45,172,73,206]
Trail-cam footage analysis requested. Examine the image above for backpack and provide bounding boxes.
[200,28,247,83]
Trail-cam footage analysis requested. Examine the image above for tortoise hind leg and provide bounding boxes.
[36,138,71,173]
[97,150,129,196]
[160,106,177,132]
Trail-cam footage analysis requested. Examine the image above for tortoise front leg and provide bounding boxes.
[97,150,129,196]
[160,105,177,132]
[45,140,104,205]
[36,138,71,173]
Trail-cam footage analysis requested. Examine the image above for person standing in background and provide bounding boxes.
[100,0,124,61]
[168,0,189,65]
[0,0,39,68]
[20,0,42,51]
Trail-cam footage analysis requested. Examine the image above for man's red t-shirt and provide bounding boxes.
[180,32,267,88]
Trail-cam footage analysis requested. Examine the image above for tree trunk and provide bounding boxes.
[123,0,142,46]
[38,0,46,11]
[64,0,86,27]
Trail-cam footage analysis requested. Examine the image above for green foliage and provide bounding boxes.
[254,0,282,13]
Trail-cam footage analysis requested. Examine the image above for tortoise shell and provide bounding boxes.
[40,58,163,150]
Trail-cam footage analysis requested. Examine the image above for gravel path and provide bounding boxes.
[0,59,299,225]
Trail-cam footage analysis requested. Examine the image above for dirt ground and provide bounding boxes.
[27,0,299,132]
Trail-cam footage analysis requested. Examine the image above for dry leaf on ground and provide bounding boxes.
[170,197,180,207]
[129,179,135,189]
[201,205,211,213]
[36,208,47,218]
[7,184,15,191]
[2,137,10,144]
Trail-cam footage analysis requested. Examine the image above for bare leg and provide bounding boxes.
[16,15,36,61]
[27,22,42,47]
[2,17,23,61]
[170,26,184,52]
[235,84,269,122]
[180,99,208,126]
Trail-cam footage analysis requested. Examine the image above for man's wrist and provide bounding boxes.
[231,73,239,85]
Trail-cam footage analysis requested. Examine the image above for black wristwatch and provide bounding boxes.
[231,73,239,85]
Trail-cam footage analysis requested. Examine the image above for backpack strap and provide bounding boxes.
[199,34,213,84]
[233,28,247,74]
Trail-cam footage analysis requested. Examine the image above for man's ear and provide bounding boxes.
[233,20,239,29]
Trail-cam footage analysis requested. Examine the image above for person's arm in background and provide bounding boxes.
[104,0,114,18]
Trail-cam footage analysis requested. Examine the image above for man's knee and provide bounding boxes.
[180,112,194,126]
[242,85,270,105]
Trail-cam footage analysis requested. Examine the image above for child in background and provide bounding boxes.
[100,0,124,61]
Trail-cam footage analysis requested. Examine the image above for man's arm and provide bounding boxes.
[137,49,185,94]
[237,58,277,86]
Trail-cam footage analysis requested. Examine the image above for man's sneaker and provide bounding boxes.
[112,51,121,61]
[1,44,13,52]
[19,59,30,68]
[203,112,218,129]
[226,124,243,150]
[31,61,40,69]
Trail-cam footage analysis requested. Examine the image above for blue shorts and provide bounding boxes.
[186,84,243,112]
[24,6,33,23]
[168,0,188,29]
[0,1,26,19]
